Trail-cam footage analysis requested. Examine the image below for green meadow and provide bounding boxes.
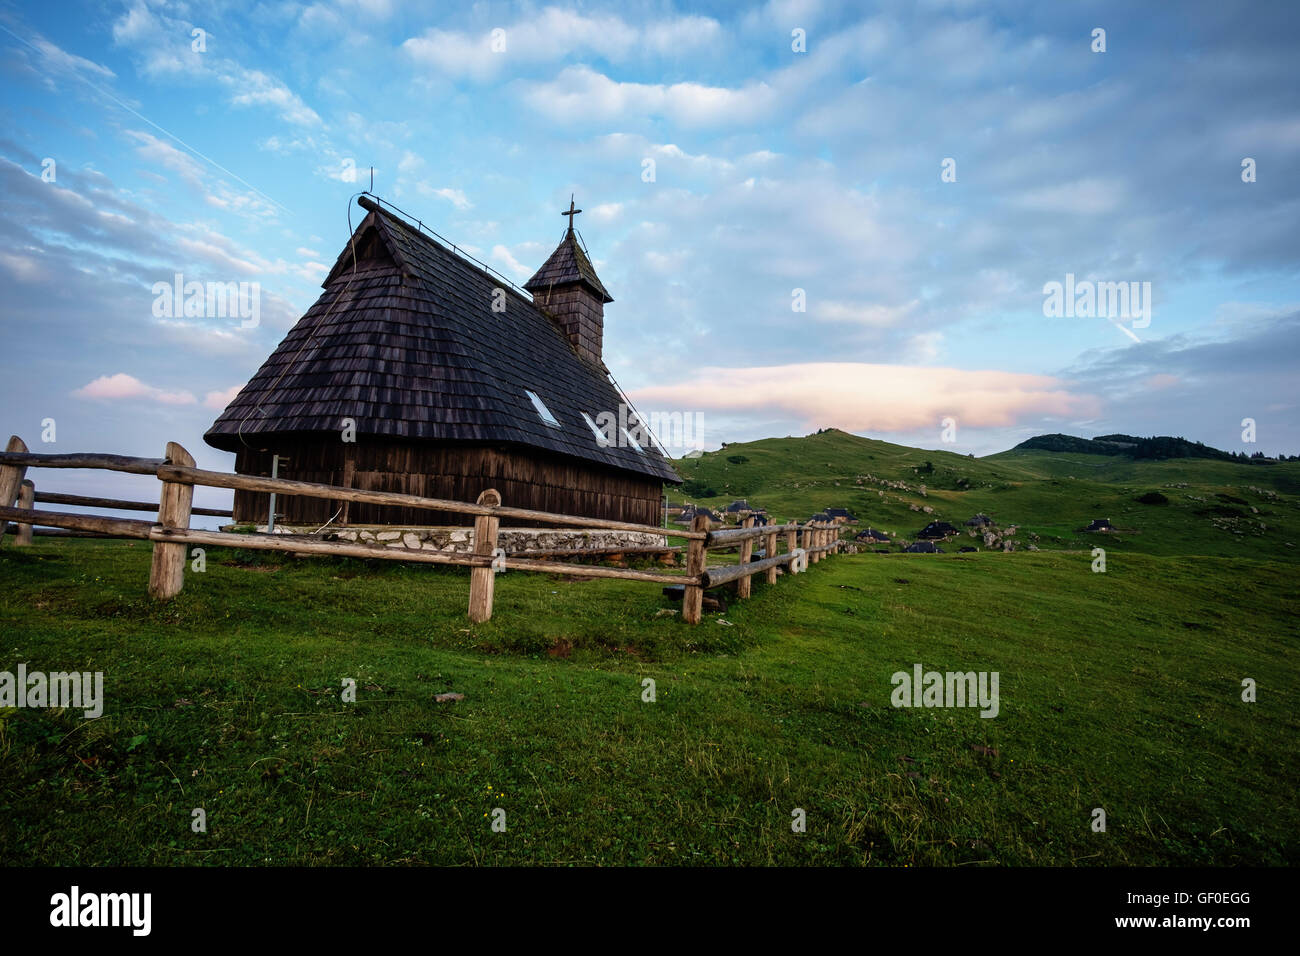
[675,429,1300,562]
[1,532,1295,866]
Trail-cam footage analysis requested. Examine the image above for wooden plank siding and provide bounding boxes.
[232,438,663,527]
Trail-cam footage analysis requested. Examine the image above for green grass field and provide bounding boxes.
[2,537,1295,866]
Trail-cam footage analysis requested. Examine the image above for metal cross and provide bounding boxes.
[561,195,582,230]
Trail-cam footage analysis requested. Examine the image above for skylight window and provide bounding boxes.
[581,412,612,447]
[621,427,646,454]
[526,390,561,428]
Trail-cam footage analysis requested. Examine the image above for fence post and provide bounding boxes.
[736,515,755,599]
[785,525,798,576]
[0,436,29,548]
[148,442,195,600]
[467,488,501,623]
[765,529,778,584]
[812,522,822,564]
[683,513,709,624]
[14,480,34,546]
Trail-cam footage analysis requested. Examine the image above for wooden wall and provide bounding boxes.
[232,438,665,527]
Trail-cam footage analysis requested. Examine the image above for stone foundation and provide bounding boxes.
[241,524,668,554]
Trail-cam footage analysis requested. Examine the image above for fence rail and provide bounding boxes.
[0,436,843,624]
[35,491,232,518]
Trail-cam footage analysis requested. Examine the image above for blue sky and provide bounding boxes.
[1,0,1298,516]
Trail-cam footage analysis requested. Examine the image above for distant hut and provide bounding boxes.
[826,507,857,524]
[1084,518,1113,532]
[856,528,891,542]
[905,541,941,553]
[205,195,679,526]
[917,521,960,539]
[965,514,993,528]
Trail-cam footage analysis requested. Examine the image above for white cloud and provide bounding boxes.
[403,8,723,80]
[123,130,206,188]
[73,373,196,405]
[227,71,322,127]
[587,202,623,224]
[416,184,472,210]
[111,3,320,127]
[818,300,918,327]
[521,66,776,126]
[31,37,116,80]
[492,244,529,278]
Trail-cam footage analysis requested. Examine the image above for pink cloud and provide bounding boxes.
[73,373,196,405]
[628,363,1100,432]
[203,385,244,410]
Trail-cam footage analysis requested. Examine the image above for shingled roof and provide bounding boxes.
[205,196,678,484]
[523,226,613,303]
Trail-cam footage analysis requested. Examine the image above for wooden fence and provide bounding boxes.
[0,436,842,624]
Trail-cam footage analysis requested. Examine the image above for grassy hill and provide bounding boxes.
[1,539,1296,866]
[672,429,1300,561]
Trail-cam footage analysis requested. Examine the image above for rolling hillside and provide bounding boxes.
[671,429,1300,561]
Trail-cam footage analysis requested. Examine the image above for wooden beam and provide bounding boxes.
[157,465,705,540]
[467,488,501,623]
[0,450,164,475]
[13,480,35,547]
[764,531,779,585]
[0,505,155,538]
[3,525,115,538]
[505,559,699,585]
[736,515,755,599]
[34,491,232,517]
[504,545,681,558]
[705,523,797,546]
[682,513,709,625]
[0,436,29,547]
[702,550,801,588]
[148,442,195,600]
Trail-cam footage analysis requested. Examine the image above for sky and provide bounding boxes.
[1,0,1298,516]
